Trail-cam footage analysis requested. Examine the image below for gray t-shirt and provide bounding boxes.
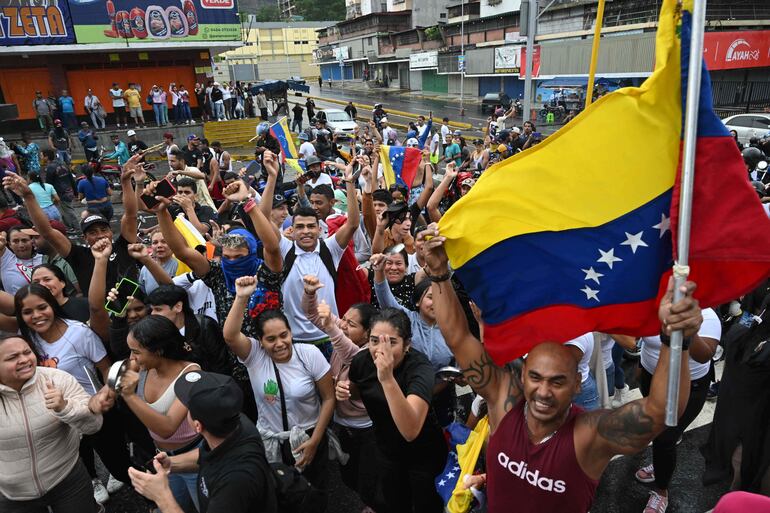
[138,257,179,295]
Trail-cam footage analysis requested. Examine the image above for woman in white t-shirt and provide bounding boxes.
[223,276,334,501]
[15,283,133,499]
[634,308,721,511]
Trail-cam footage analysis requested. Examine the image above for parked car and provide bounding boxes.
[722,113,770,144]
[323,109,358,134]
[481,92,512,114]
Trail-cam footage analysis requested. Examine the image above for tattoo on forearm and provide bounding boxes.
[503,373,521,413]
[461,351,498,391]
[596,402,656,451]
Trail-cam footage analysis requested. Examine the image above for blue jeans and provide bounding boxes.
[88,202,113,221]
[181,102,192,121]
[574,373,599,411]
[168,472,199,513]
[57,150,71,165]
[43,204,62,221]
[291,117,302,132]
[161,104,168,125]
[611,342,626,390]
[213,101,225,120]
[153,103,162,125]
[605,364,615,396]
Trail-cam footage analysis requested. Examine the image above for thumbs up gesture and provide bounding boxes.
[44,379,67,412]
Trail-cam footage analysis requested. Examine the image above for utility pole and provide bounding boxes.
[459,0,465,116]
[522,0,538,123]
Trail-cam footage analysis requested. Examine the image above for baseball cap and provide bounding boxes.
[127,129,136,137]
[272,194,288,208]
[511,126,521,135]
[53,119,62,126]
[473,138,484,145]
[298,132,310,141]
[163,132,174,139]
[405,138,419,148]
[80,121,88,127]
[453,130,462,136]
[187,134,199,141]
[380,117,389,124]
[175,371,243,433]
[461,178,476,187]
[497,144,508,153]
[81,213,110,233]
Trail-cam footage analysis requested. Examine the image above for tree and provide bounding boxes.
[294,0,345,21]
[254,5,281,21]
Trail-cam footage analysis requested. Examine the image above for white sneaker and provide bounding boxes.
[106,474,124,494]
[643,490,668,513]
[611,384,630,408]
[92,479,109,504]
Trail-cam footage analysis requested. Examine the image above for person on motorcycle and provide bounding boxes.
[126,130,148,162]
[104,134,130,167]
[742,146,765,181]
[254,122,281,160]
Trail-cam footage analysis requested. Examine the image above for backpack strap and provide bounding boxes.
[281,240,337,284]
[271,360,290,432]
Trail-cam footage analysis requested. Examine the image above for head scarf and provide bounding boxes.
[220,228,261,294]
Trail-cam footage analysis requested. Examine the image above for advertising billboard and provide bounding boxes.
[494,45,520,74]
[67,0,240,43]
[0,0,76,45]
[703,30,770,71]
[409,51,437,70]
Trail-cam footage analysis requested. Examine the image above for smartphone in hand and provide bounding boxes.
[105,278,140,316]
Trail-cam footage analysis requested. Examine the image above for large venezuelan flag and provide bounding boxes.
[378,145,422,189]
[269,117,299,160]
[439,0,770,364]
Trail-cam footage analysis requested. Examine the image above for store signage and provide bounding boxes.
[494,45,521,73]
[67,0,240,44]
[703,30,770,71]
[333,46,349,61]
[519,44,541,77]
[409,51,437,70]
[0,0,76,45]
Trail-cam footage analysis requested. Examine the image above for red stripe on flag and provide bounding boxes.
[401,147,422,190]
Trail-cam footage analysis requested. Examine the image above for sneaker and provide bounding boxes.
[92,479,109,504]
[106,474,124,494]
[611,384,630,408]
[707,381,720,401]
[643,491,668,513]
[713,345,724,361]
[635,463,656,483]
[625,340,642,358]
[96,504,105,513]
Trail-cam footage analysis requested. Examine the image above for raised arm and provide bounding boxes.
[88,238,113,343]
[223,179,281,273]
[417,224,518,430]
[413,154,435,210]
[120,156,142,243]
[360,165,377,239]
[370,254,407,313]
[128,243,173,287]
[302,275,360,361]
[4,172,71,257]
[177,167,206,180]
[150,190,210,277]
[332,160,361,249]
[427,163,457,223]
[577,278,702,478]
[221,276,257,360]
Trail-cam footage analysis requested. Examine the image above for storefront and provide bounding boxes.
[0,0,241,121]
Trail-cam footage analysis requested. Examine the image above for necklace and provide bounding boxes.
[524,401,570,445]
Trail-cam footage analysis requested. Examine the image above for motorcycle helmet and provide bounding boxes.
[742,146,764,169]
[456,171,473,184]
[256,121,270,137]
[751,180,766,198]
[305,155,322,168]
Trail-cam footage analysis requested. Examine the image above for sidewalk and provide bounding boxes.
[318,79,483,105]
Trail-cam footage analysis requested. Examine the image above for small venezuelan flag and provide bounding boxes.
[378,144,422,189]
[436,418,489,513]
[270,117,299,160]
[439,0,770,364]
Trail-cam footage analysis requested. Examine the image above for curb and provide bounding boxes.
[306,95,473,130]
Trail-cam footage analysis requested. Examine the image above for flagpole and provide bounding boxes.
[584,0,606,108]
[665,0,707,428]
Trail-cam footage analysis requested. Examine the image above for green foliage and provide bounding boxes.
[295,0,345,21]
[254,5,282,22]
[424,26,442,41]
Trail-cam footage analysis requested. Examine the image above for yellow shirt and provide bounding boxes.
[124,88,141,109]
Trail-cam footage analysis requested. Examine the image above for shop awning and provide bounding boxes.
[538,77,619,88]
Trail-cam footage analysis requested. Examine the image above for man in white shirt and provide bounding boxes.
[84,89,106,129]
[298,132,316,160]
[278,164,360,353]
[440,116,451,152]
[109,83,126,128]
[380,118,399,146]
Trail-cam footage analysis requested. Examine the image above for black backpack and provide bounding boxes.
[281,241,337,285]
[269,462,326,513]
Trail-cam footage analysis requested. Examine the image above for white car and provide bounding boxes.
[322,109,358,134]
[722,113,770,144]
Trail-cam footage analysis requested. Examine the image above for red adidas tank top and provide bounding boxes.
[486,400,599,513]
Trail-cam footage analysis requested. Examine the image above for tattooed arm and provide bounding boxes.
[575,279,702,480]
[417,225,521,431]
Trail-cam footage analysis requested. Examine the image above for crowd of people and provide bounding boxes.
[0,95,769,513]
[31,82,289,133]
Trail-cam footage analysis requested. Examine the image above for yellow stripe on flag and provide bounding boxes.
[439,0,682,268]
[447,416,489,513]
[378,144,397,188]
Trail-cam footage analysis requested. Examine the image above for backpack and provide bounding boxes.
[282,229,370,316]
[269,462,325,513]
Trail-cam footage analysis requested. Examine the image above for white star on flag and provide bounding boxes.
[653,213,670,238]
[597,248,622,269]
[581,266,604,284]
[438,479,446,487]
[580,286,600,302]
[621,231,648,254]
[446,471,456,479]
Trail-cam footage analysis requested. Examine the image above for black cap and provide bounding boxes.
[272,194,287,208]
[174,371,243,433]
[81,213,110,233]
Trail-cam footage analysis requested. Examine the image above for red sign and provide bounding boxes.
[519,45,541,78]
[703,30,770,71]
[200,0,234,8]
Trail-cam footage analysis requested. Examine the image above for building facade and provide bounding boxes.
[220,20,333,82]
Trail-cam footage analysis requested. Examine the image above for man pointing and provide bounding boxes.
[417,224,703,513]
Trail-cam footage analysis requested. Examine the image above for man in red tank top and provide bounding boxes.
[418,226,705,513]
